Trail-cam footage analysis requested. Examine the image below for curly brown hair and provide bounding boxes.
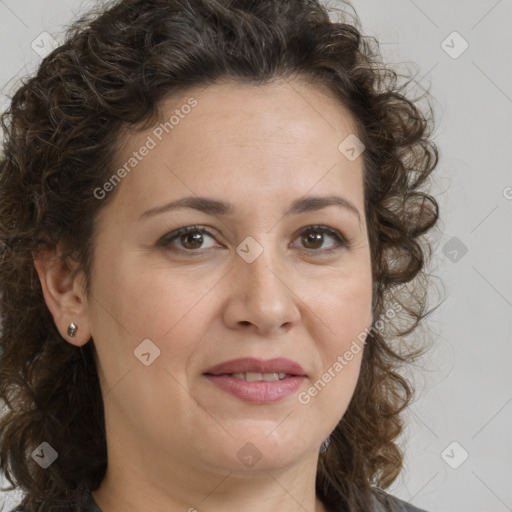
[0,0,440,511]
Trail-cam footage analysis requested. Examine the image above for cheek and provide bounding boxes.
[304,266,372,391]
[308,265,373,338]
[92,253,220,340]
[88,257,218,410]
[296,274,371,422]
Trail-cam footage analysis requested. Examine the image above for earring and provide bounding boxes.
[67,321,78,338]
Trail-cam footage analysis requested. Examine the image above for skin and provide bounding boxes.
[34,80,373,512]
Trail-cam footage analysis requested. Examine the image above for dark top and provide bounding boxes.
[10,487,428,512]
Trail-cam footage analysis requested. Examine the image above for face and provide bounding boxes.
[82,80,373,476]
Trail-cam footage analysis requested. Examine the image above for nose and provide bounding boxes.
[222,246,301,336]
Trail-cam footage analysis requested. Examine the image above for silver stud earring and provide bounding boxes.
[67,321,78,338]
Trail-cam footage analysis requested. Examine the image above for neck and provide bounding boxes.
[92,444,329,512]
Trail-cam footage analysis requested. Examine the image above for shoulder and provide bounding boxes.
[6,488,101,512]
[370,488,430,512]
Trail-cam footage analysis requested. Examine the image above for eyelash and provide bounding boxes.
[158,224,350,256]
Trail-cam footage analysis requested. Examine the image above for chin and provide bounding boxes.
[203,427,316,472]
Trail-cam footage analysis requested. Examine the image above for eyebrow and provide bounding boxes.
[140,194,362,225]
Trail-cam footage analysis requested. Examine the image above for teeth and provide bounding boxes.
[230,372,288,381]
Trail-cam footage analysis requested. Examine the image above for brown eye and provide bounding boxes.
[179,231,204,250]
[159,226,218,252]
[293,226,348,254]
[301,230,324,249]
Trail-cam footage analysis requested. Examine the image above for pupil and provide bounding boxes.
[303,231,322,249]
[182,232,203,249]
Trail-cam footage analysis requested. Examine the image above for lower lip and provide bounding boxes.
[204,374,306,404]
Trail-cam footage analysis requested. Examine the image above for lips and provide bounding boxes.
[203,357,307,377]
[203,357,307,404]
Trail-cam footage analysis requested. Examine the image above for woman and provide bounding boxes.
[0,0,440,511]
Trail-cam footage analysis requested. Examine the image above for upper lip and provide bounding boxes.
[204,357,307,376]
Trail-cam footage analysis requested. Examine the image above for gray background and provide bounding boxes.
[0,1,511,511]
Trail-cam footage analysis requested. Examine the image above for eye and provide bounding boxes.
[291,225,349,254]
[158,224,350,256]
[158,225,219,253]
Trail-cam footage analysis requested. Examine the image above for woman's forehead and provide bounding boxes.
[155,80,358,134]
[106,81,366,219]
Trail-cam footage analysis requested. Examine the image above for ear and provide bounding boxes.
[33,244,92,347]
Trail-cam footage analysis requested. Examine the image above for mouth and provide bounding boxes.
[203,357,307,404]
[218,371,289,381]
[203,357,307,377]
